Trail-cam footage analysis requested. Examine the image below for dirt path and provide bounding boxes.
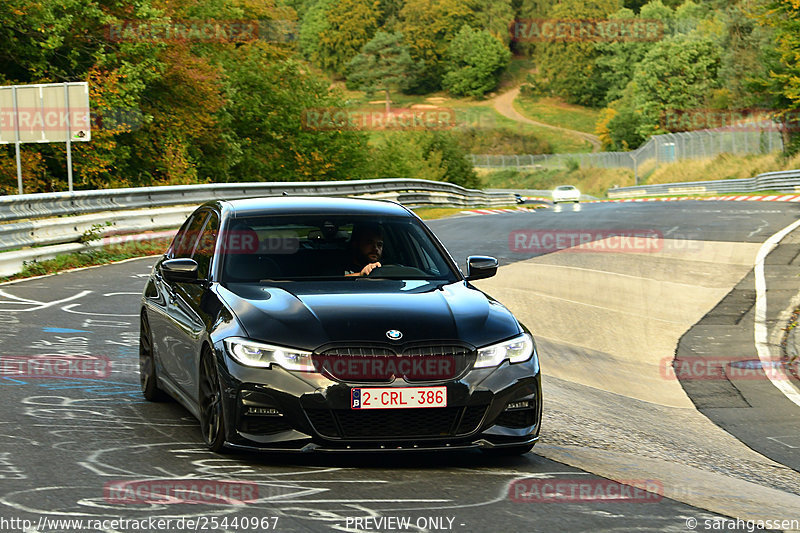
[490,87,602,152]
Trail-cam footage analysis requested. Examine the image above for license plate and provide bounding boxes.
[351,387,447,409]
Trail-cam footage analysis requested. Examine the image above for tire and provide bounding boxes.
[481,443,535,456]
[199,350,228,453]
[139,312,167,402]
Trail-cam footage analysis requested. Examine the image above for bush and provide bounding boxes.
[368,131,479,188]
[442,26,511,97]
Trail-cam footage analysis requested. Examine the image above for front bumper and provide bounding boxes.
[213,342,542,452]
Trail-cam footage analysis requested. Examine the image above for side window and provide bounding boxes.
[171,212,207,258]
[192,212,219,280]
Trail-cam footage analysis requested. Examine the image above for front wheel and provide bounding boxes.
[139,312,167,401]
[199,350,227,453]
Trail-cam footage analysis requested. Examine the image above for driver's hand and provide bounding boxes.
[360,262,381,276]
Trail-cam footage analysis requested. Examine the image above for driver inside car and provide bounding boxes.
[345,222,384,277]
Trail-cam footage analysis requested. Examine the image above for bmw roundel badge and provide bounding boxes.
[386,329,403,340]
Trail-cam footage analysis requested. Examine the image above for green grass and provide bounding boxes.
[365,105,562,154]
[479,167,635,198]
[607,190,798,200]
[2,239,169,282]
[447,106,589,153]
[513,96,603,135]
[497,56,536,90]
[478,149,800,199]
[412,204,531,219]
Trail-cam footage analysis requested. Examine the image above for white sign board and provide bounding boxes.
[0,82,90,144]
[0,82,91,194]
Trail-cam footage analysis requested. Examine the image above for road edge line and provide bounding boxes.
[754,218,800,408]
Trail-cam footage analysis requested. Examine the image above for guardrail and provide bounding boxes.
[0,179,515,223]
[607,169,800,198]
[0,179,519,277]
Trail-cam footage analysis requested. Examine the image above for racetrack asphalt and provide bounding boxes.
[0,200,798,532]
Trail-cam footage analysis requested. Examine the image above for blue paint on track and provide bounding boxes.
[43,327,89,333]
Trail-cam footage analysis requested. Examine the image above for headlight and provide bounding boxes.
[474,333,535,368]
[224,337,314,371]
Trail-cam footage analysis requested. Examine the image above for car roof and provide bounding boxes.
[214,196,415,219]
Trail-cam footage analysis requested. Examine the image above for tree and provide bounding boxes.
[397,0,477,91]
[299,0,333,60]
[470,0,515,46]
[535,0,622,106]
[423,131,480,188]
[639,0,675,34]
[368,131,479,188]
[315,0,381,76]
[603,83,648,150]
[346,32,417,112]
[751,0,800,151]
[594,7,649,105]
[631,34,722,138]
[223,55,370,181]
[442,26,511,97]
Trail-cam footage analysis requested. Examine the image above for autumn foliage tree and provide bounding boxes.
[396,0,476,91]
[752,0,800,151]
[314,0,381,76]
[346,31,417,111]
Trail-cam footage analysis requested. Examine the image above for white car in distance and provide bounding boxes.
[552,185,581,204]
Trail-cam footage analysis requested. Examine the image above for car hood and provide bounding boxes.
[216,280,521,351]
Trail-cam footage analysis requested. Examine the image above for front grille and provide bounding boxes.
[305,405,489,439]
[238,416,293,435]
[495,408,537,428]
[457,405,488,433]
[313,344,474,383]
[305,409,339,438]
[336,407,461,438]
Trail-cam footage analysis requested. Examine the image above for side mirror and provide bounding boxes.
[161,258,199,283]
[466,255,498,281]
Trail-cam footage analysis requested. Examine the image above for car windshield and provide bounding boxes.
[556,186,575,191]
[220,214,459,283]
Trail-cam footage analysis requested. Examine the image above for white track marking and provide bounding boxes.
[60,303,137,317]
[0,289,91,311]
[754,219,800,408]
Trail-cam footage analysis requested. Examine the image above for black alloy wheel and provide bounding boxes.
[199,350,227,452]
[139,311,167,401]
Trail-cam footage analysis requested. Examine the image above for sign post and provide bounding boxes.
[0,82,90,194]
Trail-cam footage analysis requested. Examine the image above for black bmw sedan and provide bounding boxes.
[139,197,541,454]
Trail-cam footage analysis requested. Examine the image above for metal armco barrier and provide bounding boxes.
[0,179,514,223]
[607,169,800,198]
[0,206,195,252]
[0,179,517,277]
